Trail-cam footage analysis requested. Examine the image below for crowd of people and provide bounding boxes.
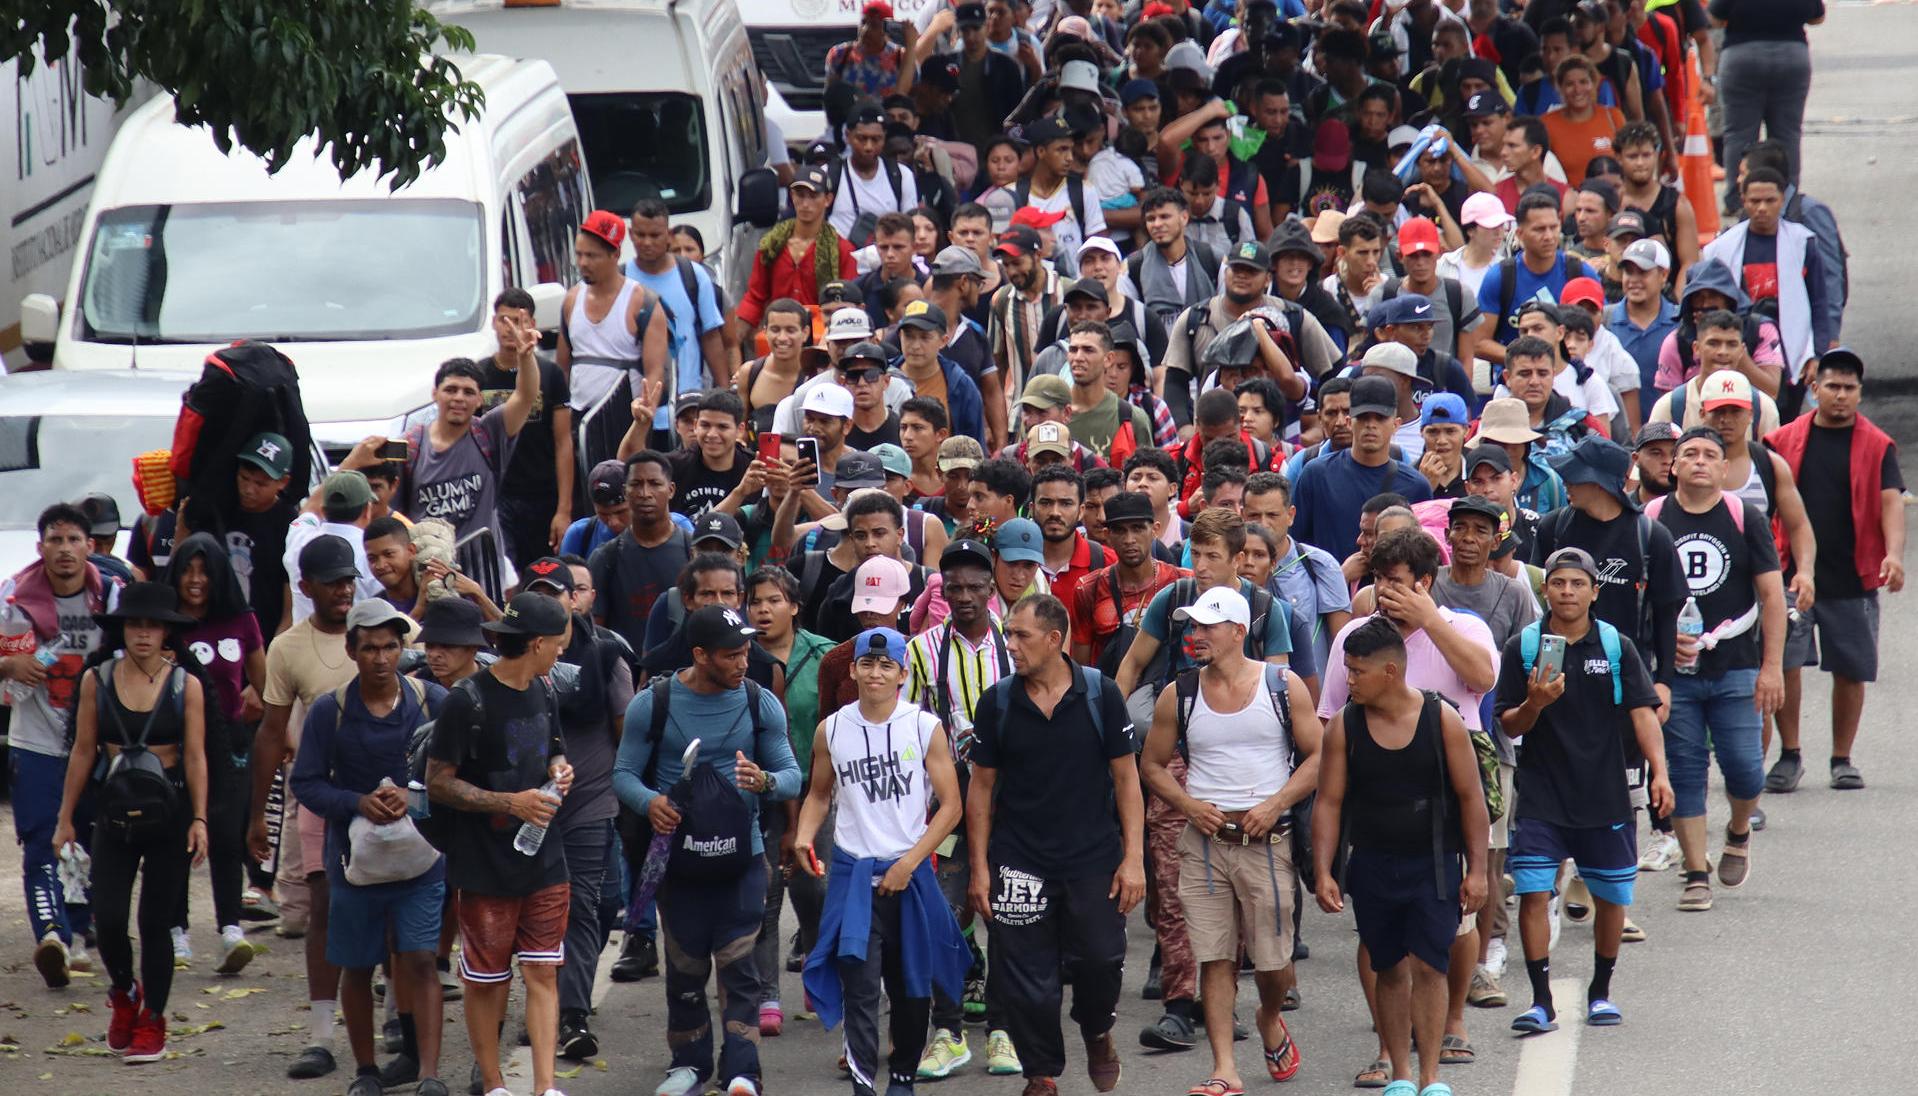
[3,1,1892,1095]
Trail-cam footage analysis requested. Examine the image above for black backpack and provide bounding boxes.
[406,673,555,850]
[94,665,187,843]
[1014,174,1089,237]
[1098,575,1277,693]
[168,342,313,518]
[648,675,766,882]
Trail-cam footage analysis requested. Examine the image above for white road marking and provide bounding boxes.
[1510,978,1585,1096]
[499,927,625,1085]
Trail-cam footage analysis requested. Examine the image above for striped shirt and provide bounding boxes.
[904,618,1011,764]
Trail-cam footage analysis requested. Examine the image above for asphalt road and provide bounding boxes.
[4,8,1916,1094]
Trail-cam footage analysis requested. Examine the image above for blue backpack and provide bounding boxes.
[1518,619,1623,704]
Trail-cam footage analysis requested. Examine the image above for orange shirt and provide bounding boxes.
[1541,105,1626,186]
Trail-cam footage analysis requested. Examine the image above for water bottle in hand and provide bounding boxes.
[1676,596,1703,675]
[513,779,562,855]
[407,780,431,820]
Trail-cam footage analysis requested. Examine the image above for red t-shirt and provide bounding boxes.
[1070,560,1189,664]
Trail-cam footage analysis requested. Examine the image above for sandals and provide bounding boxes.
[1263,1024,1302,1082]
[1187,1080,1244,1096]
[1438,1034,1475,1064]
[1587,998,1623,1026]
[1354,1059,1391,1088]
[1830,762,1865,790]
[1511,1005,1559,1035]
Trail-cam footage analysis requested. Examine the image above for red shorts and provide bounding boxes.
[456,882,570,984]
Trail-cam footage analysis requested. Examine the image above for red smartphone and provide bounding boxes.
[757,431,782,464]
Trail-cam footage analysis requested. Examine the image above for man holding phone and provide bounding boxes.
[1496,547,1672,1034]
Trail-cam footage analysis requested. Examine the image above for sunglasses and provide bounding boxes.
[839,366,887,384]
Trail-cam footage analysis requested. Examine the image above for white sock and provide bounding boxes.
[221,925,244,944]
[310,1003,336,1046]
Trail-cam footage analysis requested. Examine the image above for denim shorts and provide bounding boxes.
[1663,668,1765,817]
[326,874,446,969]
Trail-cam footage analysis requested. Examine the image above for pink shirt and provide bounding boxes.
[1652,318,1783,390]
[1316,608,1498,730]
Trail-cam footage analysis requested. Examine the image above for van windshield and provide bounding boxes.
[78,200,486,343]
[570,92,711,217]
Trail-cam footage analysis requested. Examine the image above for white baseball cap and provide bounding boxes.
[801,382,855,420]
[1619,237,1672,272]
[1077,235,1122,262]
[1362,340,1419,378]
[1173,586,1251,628]
[827,309,873,342]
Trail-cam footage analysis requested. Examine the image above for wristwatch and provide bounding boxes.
[1702,74,1717,85]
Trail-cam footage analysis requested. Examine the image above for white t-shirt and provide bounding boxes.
[828,158,921,236]
[1022,177,1107,266]
[283,516,384,625]
[823,698,942,860]
[1587,325,1643,400]
[1492,362,1620,420]
[1439,247,1501,299]
[1086,147,1143,243]
[1183,669,1295,811]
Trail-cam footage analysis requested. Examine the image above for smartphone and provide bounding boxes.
[795,436,820,478]
[757,431,783,465]
[377,439,410,462]
[1537,634,1567,681]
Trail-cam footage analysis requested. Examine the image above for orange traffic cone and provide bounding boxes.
[1680,53,1721,242]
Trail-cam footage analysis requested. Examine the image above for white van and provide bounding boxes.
[737,0,935,144]
[17,55,590,452]
[432,0,782,299]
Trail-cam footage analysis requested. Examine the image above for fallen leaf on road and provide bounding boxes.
[44,1045,116,1057]
[67,1003,89,1014]
[196,1003,211,1010]
[36,1073,50,1081]
[222,988,267,1000]
[556,1065,583,1079]
[169,1021,225,1038]
[594,1060,608,1071]
[58,1032,87,1046]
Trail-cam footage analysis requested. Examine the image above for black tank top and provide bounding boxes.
[1344,693,1458,857]
[1628,185,1682,251]
[98,664,187,748]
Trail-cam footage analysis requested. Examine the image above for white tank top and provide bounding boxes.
[1183,668,1294,812]
[1733,453,1769,515]
[566,278,642,364]
[824,699,941,860]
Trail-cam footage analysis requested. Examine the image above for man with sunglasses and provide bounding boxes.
[838,343,905,450]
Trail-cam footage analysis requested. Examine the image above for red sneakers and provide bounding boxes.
[106,984,142,1053]
[123,1007,167,1064]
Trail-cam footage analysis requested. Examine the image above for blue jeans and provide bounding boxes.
[1664,668,1765,818]
[11,748,93,944]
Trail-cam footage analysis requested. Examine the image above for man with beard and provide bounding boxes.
[986,227,1064,395]
[1629,421,1678,506]
[1030,466,1108,612]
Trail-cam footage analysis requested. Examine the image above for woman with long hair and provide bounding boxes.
[165,533,266,974]
[53,582,210,1064]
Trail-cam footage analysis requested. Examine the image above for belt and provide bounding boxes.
[1209,822,1291,847]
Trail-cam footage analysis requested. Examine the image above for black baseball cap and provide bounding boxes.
[791,164,833,193]
[523,556,577,594]
[79,492,122,537]
[1063,277,1107,303]
[898,301,949,332]
[693,511,745,550]
[1447,494,1505,530]
[483,591,571,637]
[1348,375,1399,419]
[1463,90,1507,118]
[1022,114,1073,144]
[941,538,995,574]
[1102,490,1155,527]
[589,459,627,506]
[687,604,759,652]
[1465,444,1513,475]
[955,0,987,25]
[820,280,865,306]
[298,534,361,584]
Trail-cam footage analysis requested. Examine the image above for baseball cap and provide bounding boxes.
[819,487,891,532]
[870,443,912,479]
[1544,545,1601,581]
[897,300,949,332]
[930,245,985,278]
[237,432,294,480]
[322,470,375,512]
[1120,78,1160,106]
[1101,491,1155,527]
[1475,398,1542,445]
[791,164,833,194]
[1517,299,1561,326]
[1165,39,1212,79]
[1059,60,1100,93]
[345,599,419,640]
[801,383,855,420]
[1397,217,1442,257]
[1224,240,1272,272]
[1063,277,1107,304]
[1348,376,1401,419]
[835,451,889,491]
[78,493,122,537]
[580,209,626,252]
[862,0,893,17]
[955,0,987,25]
[1019,373,1073,411]
[1420,392,1472,429]
[1011,206,1068,230]
[588,459,627,506]
[523,556,577,594]
[840,340,891,368]
[1172,585,1252,628]
[821,280,866,308]
[686,604,760,651]
[937,435,985,472]
[851,556,912,616]
[675,390,705,420]
[1026,421,1072,459]
[827,308,873,342]
[1022,114,1074,145]
[1447,493,1506,529]
[941,538,995,573]
[993,226,1043,259]
[1634,421,1681,450]
[1460,191,1514,230]
[692,511,746,550]
[1620,238,1672,272]
[485,591,572,637]
[1077,236,1122,263]
[1312,118,1352,171]
[298,534,361,584]
[1462,90,1508,118]
[1699,369,1754,410]
[1362,341,1418,378]
[1607,210,1650,240]
[1387,124,1422,151]
[1549,434,1637,510]
[1560,276,1607,311]
[994,517,1044,564]
[852,626,909,667]
[1465,444,1513,475]
[417,597,486,647]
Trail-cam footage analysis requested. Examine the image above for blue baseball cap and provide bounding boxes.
[1120,78,1161,107]
[994,518,1044,564]
[1419,393,1471,429]
[853,626,908,667]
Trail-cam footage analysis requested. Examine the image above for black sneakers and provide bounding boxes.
[559,1009,600,1060]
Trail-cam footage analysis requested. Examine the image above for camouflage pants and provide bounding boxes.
[1143,755,1196,1005]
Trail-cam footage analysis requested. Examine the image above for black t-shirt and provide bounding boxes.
[1795,424,1903,598]
[847,413,904,452]
[1655,495,1777,675]
[667,447,752,519]
[814,562,928,643]
[1284,166,1355,222]
[1530,507,1685,677]
[552,619,627,830]
[1497,626,1659,828]
[967,657,1134,880]
[1035,298,1168,374]
[479,354,571,496]
[429,670,569,896]
[1709,0,1822,46]
[226,501,297,639]
[589,527,692,653]
[1404,182,1468,228]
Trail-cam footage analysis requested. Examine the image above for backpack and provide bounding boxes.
[830,156,908,247]
[1644,490,1746,534]
[1543,508,1655,646]
[168,342,312,517]
[1380,275,1467,337]
[1785,189,1848,305]
[1182,297,1303,383]
[1518,619,1624,705]
[1666,381,1765,441]
[1494,254,1590,341]
[1127,240,1223,303]
[405,674,553,849]
[1014,174,1089,236]
[648,675,766,881]
[1172,662,1291,762]
[94,664,187,844]
[988,662,1107,742]
[1111,577,1277,696]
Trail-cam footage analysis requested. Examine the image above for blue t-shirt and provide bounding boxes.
[1604,298,1679,396]
[1476,251,1593,345]
[1139,578,1293,676]
[1268,538,1352,673]
[612,676,799,856]
[1291,448,1434,561]
[561,513,695,559]
[624,259,724,430]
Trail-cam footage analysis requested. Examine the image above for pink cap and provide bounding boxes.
[1460,191,1514,230]
[851,556,912,616]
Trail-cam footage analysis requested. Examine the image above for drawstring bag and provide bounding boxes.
[344,780,441,886]
[665,760,754,883]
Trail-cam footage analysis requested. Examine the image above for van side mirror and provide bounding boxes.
[20,294,58,365]
[528,282,567,333]
[737,168,781,230]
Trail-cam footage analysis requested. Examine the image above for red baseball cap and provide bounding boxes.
[1011,206,1068,230]
[1560,276,1606,311]
[863,0,894,17]
[580,210,626,253]
[1313,119,1352,172]
[1398,216,1441,257]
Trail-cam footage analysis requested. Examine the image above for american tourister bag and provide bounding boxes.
[654,677,764,882]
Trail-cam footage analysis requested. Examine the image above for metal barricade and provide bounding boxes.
[454,526,507,606]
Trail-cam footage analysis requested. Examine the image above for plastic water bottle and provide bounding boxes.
[0,597,34,706]
[407,780,431,820]
[1676,597,1704,675]
[513,780,562,855]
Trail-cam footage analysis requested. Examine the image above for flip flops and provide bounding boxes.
[1419,1085,1456,1096]
[1354,1059,1391,1088]
[1438,1034,1475,1064]
[1381,1082,1418,1096]
[1187,1079,1244,1096]
[1263,1026,1302,1082]
[1511,1005,1559,1035]
[1587,998,1623,1026]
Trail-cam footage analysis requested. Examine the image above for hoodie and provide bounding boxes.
[1648,258,1784,391]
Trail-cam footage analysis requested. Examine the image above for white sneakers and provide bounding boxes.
[654,1067,701,1096]
[171,926,193,963]
[1639,832,1680,872]
[217,926,257,975]
[33,930,70,988]
[1483,935,1508,979]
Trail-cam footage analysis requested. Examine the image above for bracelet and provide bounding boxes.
[192,816,207,824]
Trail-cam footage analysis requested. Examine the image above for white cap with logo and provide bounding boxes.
[1172,586,1252,628]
